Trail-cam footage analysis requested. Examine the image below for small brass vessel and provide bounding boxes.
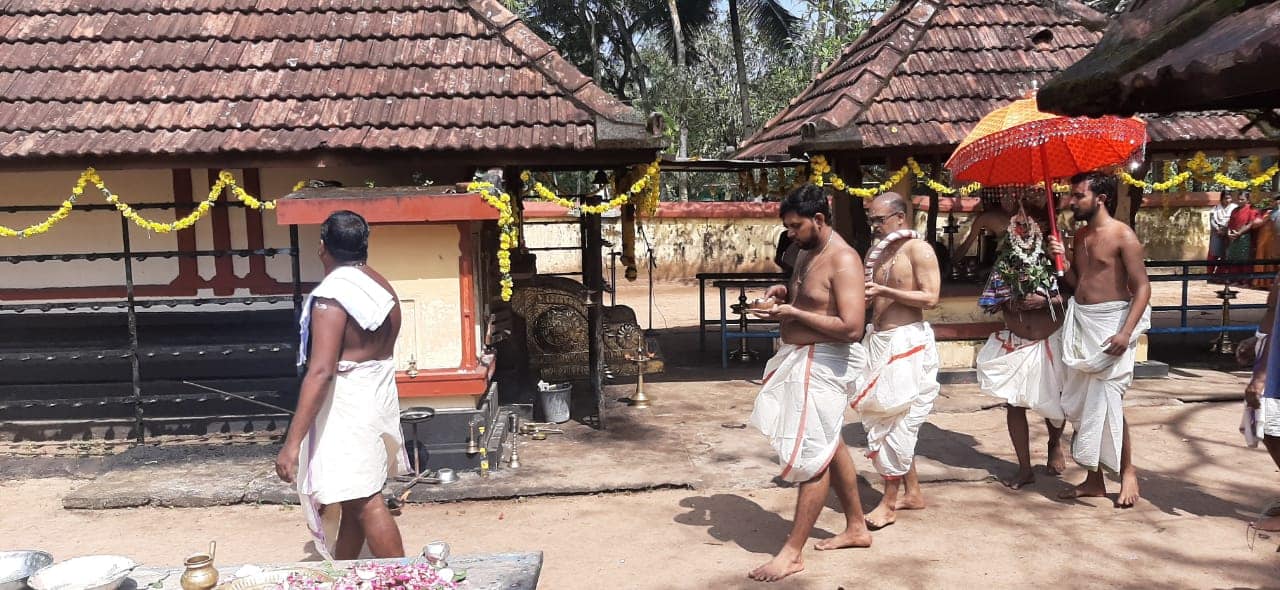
[179,542,218,590]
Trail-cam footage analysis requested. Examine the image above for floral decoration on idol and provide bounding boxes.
[979,198,1058,318]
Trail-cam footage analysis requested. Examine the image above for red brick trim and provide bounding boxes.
[932,321,1003,341]
[396,365,492,397]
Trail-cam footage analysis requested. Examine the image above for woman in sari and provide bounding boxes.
[1227,192,1268,286]
[1253,196,1280,289]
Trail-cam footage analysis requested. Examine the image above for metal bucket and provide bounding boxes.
[537,383,571,424]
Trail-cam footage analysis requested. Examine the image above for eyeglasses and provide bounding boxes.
[868,211,903,225]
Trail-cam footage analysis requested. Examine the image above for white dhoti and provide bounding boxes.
[1060,299,1151,473]
[297,359,410,559]
[853,322,940,478]
[749,342,865,483]
[1260,398,1280,438]
[295,266,410,559]
[976,329,1066,426]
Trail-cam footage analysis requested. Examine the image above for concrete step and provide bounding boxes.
[940,360,1169,385]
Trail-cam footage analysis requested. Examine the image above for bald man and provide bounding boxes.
[854,192,942,530]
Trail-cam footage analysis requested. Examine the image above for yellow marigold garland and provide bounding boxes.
[466,180,517,302]
[521,158,660,216]
[0,169,94,237]
[2,169,279,238]
[809,151,1278,198]
[809,155,982,199]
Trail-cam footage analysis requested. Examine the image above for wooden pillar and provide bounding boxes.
[830,154,869,254]
[925,158,941,245]
[1119,161,1150,229]
[582,193,605,430]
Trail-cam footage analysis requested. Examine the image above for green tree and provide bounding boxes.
[727,0,802,136]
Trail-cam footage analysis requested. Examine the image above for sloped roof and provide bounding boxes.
[736,0,1270,160]
[1039,0,1280,117]
[0,0,662,167]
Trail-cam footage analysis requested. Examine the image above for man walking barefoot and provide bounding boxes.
[1049,172,1151,508]
[748,185,872,582]
[975,201,1068,489]
[276,211,411,559]
[855,193,942,529]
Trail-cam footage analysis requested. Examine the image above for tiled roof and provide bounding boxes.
[736,0,1269,159]
[1040,0,1280,117]
[0,0,661,164]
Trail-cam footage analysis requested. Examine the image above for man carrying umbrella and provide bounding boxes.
[1049,172,1151,508]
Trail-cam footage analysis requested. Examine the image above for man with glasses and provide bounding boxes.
[854,192,942,530]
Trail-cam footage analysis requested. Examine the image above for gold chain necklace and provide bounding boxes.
[793,230,834,288]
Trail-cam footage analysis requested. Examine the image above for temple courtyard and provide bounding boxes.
[3,296,1277,588]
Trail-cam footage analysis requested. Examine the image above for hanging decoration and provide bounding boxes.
[808,155,983,200]
[1,169,277,238]
[522,158,660,216]
[1117,151,1278,193]
[465,180,518,302]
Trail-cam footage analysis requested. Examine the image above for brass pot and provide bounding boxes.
[179,553,218,590]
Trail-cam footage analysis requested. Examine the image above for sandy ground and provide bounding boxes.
[611,279,1269,331]
[4,400,1278,589]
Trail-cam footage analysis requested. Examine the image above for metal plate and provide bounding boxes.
[27,555,135,590]
[0,551,53,590]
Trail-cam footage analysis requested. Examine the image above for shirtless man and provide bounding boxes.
[857,193,941,529]
[747,184,871,582]
[974,205,1068,489]
[1049,172,1151,508]
[955,193,1018,259]
[276,210,410,559]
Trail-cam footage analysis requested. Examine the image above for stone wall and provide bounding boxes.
[525,194,1221,280]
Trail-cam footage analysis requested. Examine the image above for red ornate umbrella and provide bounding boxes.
[945,95,1147,273]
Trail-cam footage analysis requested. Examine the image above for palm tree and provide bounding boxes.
[727,0,801,135]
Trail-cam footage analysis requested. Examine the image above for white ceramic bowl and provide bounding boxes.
[27,556,136,590]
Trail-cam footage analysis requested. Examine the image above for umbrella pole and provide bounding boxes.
[1040,146,1066,277]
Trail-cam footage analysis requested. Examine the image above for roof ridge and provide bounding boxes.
[744,0,933,147]
[459,0,643,128]
[1038,0,1110,31]
[0,4,456,17]
[797,0,942,147]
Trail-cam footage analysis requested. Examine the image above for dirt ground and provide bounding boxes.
[611,279,1269,331]
[4,400,1278,589]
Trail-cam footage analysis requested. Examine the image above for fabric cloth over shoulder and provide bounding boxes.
[297,265,397,366]
[750,342,865,483]
[1059,298,1150,473]
[853,322,939,478]
[294,266,409,559]
[976,329,1066,425]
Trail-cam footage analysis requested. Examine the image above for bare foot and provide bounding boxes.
[893,491,926,511]
[865,502,896,530]
[1003,467,1035,490]
[1046,444,1066,476]
[1058,479,1107,500]
[814,529,873,551]
[1254,514,1280,532]
[1116,471,1140,508]
[747,553,804,582]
